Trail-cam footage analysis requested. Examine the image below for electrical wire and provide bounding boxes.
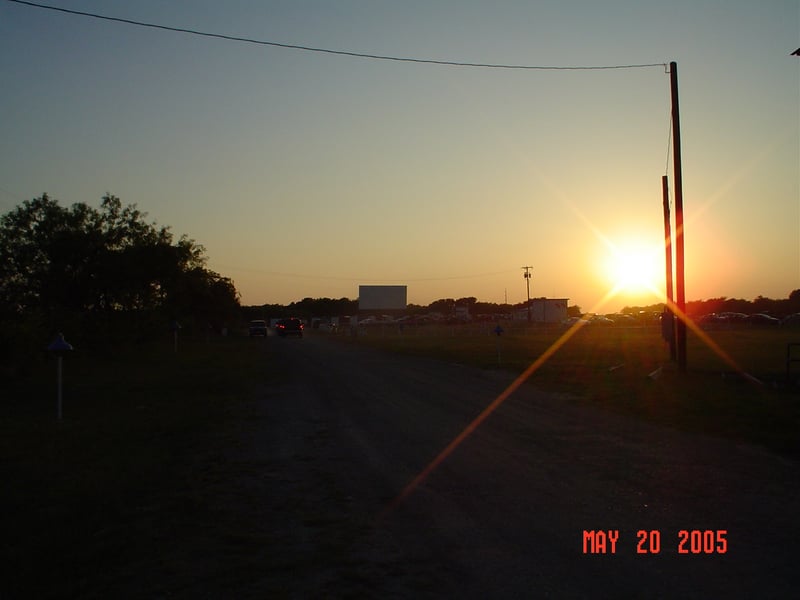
[664,114,673,177]
[214,264,519,283]
[5,0,666,72]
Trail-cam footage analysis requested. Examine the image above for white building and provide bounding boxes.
[514,298,569,323]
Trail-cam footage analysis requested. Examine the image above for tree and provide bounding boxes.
[0,193,239,349]
[427,298,456,315]
[286,297,358,319]
[788,289,800,313]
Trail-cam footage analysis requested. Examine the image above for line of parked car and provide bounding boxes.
[562,313,660,327]
[562,311,800,328]
[248,318,304,337]
[698,312,800,327]
[248,312,800,336]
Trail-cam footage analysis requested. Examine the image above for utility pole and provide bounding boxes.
[522,266,532,323]
[662,175,676,361]
[670,61,687,371]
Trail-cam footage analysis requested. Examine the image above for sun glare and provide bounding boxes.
[604,241,662,294]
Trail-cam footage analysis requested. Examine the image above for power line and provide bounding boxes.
[6,0,666,72]
[664,114,673,178]
[215,264,518,283]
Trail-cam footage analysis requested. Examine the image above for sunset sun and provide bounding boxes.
[603,241,662,294]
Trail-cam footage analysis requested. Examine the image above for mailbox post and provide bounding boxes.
[494,324,504,365]
[47,333,73,420]
[170,320,181,353]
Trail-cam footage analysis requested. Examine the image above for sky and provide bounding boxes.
[1,0,798,312]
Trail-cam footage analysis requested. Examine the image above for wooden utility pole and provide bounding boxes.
[670,61,687,371]
[662,175,676,361]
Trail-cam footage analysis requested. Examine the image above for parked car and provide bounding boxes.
[610,314,637,325]
[562,316,589,327]
[276,318,304,337]
[588,315,614,326]
[718,312,748,323]
[698,313,723,326]
[745,313,780,326]
[248,319,268,337]
[782,313,800,327]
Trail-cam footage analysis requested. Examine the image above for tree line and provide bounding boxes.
[246,292,800,323]
[242,296,582,321]
[1,194,240,363]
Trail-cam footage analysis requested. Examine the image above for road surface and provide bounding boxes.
[238,333,799,597]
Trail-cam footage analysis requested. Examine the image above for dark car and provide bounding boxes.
[248,319,268,337]
[745,313,780,326]
[782,313,800,327]
[276,318,304,338]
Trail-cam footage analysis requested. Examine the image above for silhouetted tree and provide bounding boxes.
[567,304,583,318]
[285,297,358,319]
[787,289,800,313]
[0,193,239,352]
[427,298,456,315]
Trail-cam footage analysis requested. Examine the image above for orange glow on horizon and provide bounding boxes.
[378,203,763,520]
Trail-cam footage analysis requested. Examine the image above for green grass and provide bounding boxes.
[333,322,800,456]
[0,335,278,598]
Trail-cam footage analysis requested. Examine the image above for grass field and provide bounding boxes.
[332,321,800,456]
[1,336,278,598]
[2,324,798,596]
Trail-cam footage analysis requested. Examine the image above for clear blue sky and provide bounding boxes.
[1,0,798,312]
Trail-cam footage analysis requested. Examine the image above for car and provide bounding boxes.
[718,312,748,323]
[610,314,637,325]
[562,316,589,327]
[698,313,723,326]
[782,313,800,327]
[587,315,614,326]
[276,318,304,337]
[248,319,268,337]
[745,313,780,326]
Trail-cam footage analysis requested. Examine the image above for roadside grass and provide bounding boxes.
[1,335,278,598]
[332,323,800,456]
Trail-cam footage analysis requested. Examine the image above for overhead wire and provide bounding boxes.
[5,0,666,72]
[664,115,673,177]
[214,264,520,284]
[4,0,674,297]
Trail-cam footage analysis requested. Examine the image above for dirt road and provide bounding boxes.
[233,333,798,597]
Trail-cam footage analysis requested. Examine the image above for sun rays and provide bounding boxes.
[379,187,761,519]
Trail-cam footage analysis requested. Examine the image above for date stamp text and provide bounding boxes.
[582,529,728,555]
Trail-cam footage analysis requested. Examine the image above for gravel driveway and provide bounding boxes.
[233,333,799,598]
